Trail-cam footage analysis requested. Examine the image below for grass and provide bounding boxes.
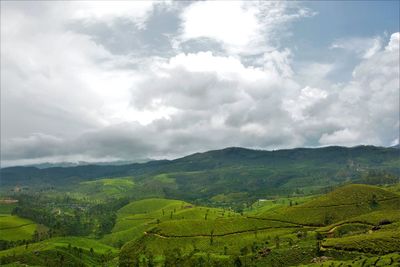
[257,184,400,226]
[152,174,176,184]
[246,195,317,216]
[102,198,232,247]
[78,177,135,199]
[322,226,400,254]
[102,198,192,246]
[153,217,297,237]
[0,215,37,241]
[0,203,17,215]
[301,253,400,266]
[0,237,118,266]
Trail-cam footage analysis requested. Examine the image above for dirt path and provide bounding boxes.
[144,225,300,239]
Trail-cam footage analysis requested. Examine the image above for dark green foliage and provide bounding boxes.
[1,146,399,206]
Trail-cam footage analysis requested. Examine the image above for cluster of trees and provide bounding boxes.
[11,194,129,237]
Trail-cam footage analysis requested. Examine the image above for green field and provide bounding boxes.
[0,203,17,215]
[1,177,400,266]
[117,184,400,266]
[102,198,229,247]
[0,237,118,266]
[256,184,400,226]
[0,215,37,241]
[78,177,136,199]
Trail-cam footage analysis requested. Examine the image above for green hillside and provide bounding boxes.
[78,177,136,199]
[0,147,399,266]
[1,146,399,204]
[0,237,118,266]
[257,184,400,226]
[117,184,400,266]
[0,215,37,241]
[102,198,228,247]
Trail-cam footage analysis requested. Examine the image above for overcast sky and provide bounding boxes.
[1,1,399,166]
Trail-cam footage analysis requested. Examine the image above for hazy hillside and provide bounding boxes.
[1,146,399,204]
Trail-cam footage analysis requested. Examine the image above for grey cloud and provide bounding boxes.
[1,1,398,166]
[68,3,181,57]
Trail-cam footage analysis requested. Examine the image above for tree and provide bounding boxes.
[316,240,322,256]
[32,230,39,242]
[370,194,378,208]
[274,236,280,249]
[147,253,154,267]
[210,229,214,245]
[240,246,249,256]
[316,232,324,241]
[234,257,242,267]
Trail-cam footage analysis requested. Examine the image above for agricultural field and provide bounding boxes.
[118,184,400,266]
[102,198,230,247]
[0,203,38,242]
[0,215,37,241]
[78,177,136,200]
[0,183,399,266]
[0,237,118,266]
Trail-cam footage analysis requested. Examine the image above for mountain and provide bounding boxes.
[24,159,152,169]
[1,146,399,202]
[391,143,400,149]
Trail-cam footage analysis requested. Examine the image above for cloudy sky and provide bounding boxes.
[1,1,399,166]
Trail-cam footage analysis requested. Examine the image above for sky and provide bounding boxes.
[1,1,399,167]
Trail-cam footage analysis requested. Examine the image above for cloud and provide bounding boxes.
[71,1,157,28]
[177,1,315,55]
[319,129,360,146]
[320,32,400,146]
[330,36,383,59]
[385,32,399,51]
[1,1,398,166]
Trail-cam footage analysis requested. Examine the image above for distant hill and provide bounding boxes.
[1,146,399,202]
[23,159,152,169]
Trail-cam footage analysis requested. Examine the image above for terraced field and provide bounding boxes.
[78,177,136,199]
[1,183,399,266]
[0,215,37,241]
[102,198,228,246]
[257,184,400,226]
[322,226,400,254]
[301,253,400,266]
[117,184,400,266]
[0,237,118,266]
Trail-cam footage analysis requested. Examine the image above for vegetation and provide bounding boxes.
[0,146,399,266]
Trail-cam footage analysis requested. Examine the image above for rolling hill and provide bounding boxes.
[256,184,400,226]
[1,146,399,204]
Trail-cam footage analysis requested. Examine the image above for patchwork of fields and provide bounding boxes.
[1,183,399,266]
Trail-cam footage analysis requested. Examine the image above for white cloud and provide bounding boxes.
[319,129,360,146]
[283,86,328,121]
[178,1,314,55]
[385,32,399,52]
[180,2,259,50]
[1,1,398,166]
[330,36,383,59]
[321,32,400,146]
